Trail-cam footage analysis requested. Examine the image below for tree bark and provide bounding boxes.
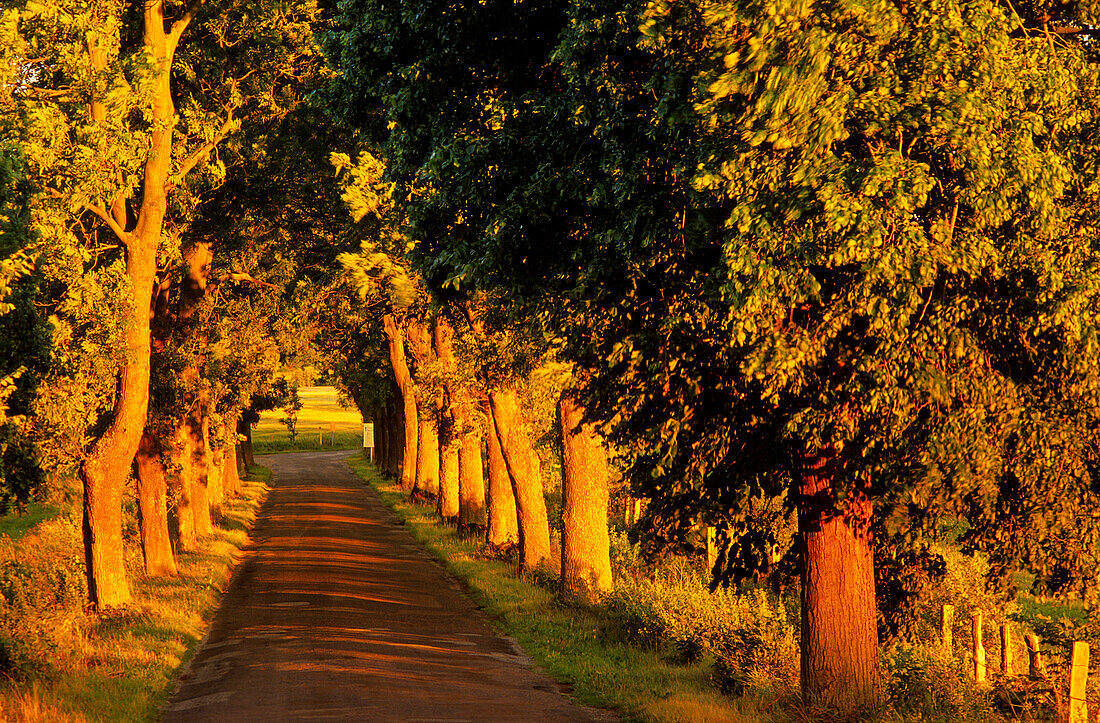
[486,408,518,548]
[433,317,465,522]
[205,413,224,515]
[134,430,177,577]
[237,415,255,470]
[373,405,387,471]
[439,440,460,522]
[415,417,440,499]
[387,399,401,476]
[798,451,883,714]
[235,441,247,481]
[489,388,552,571]
[170,424,197,552]
[458,431,486,530]
[558,391,612,601]
[221,414,241,498]
[80,0,192,607]
[383,313,418,490]
[222,435,241,497]
[406,317,439,499]
[187,411,213,537]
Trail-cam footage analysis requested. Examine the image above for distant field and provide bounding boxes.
[252,386,365,453]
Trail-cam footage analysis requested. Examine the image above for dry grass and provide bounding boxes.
[0,469,270,722]
[0,683,88,723]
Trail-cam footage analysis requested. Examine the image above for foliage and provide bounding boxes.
[886,644,1000,723]
[604,562,799,698]
[0,0,326,546]
[0,516,87,677]
[279,385,303,441]
[0,145,47,513]
[0,473,269,719]
[322,0,1100,613]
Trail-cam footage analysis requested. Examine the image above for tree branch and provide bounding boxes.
[168,109,237,190]
[166,0,202,56]
[214,272,278,289]
[84,202,130,243]
[45,188,129,243]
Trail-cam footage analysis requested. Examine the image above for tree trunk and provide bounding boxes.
[187,411,213,537]
[558,391,612,601]
[489,388,552,571]
[383,313,418,490]
[373,405,387,470]
[205,414,224,515]
[439,440,460,522]
[458,431,486,530]
[221,415,241,498]
[235,442,247,481]
[406,317,439,499]
[385,394,401,476]
[223,435,241,498]
[237,416,255,470]
[388,400,401,476]
[798,451,883,714]
[170,423,197,552]
[433,317,463,522]
[79,0,195,610]
[134,430,177,577]
[486,408,519,548]
[415,417,440,499]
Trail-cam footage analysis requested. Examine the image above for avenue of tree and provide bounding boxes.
[2,0,1100,717]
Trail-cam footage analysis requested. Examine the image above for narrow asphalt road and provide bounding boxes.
[162,450,613,722]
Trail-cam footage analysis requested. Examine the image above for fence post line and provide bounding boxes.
[1001,623,1012,676]
[972,611,986,683]
[1070,641,1089,723]
[1026,633,1044,678]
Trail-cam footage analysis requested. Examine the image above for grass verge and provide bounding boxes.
[0,465,271,722]
[0,502,60,542]
[252,430,362,454]
[345,455,758,723]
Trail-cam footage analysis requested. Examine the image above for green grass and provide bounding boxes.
[0,465,271,722]
[252,385,365,453]
[345,456,759,723]
[0,502,60,542]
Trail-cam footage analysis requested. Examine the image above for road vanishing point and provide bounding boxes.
[162,450,613,722]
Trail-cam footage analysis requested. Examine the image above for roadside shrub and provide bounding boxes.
[886,643,1000,722]
[604,558,731,655]
[0,516,87,676]
[603,559,799,696]
[710,589,799,697]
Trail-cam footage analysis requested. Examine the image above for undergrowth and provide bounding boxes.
[347,456,1098,723]
[0,465,270,721]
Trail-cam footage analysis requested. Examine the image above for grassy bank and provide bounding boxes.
[0,466,271,722]
[345,455,757,723]
[252,385,364,454]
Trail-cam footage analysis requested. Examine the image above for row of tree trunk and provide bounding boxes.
[378,311,613,600]
[134,416,245,577]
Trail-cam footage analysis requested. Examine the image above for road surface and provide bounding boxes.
[162,450,613,722]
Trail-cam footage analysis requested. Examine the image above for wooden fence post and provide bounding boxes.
[973,612,986,683]
[1001,623,1012,676]
[942,604,954,651]
[1026,633,1044,678]
[1070,641,1089,723]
